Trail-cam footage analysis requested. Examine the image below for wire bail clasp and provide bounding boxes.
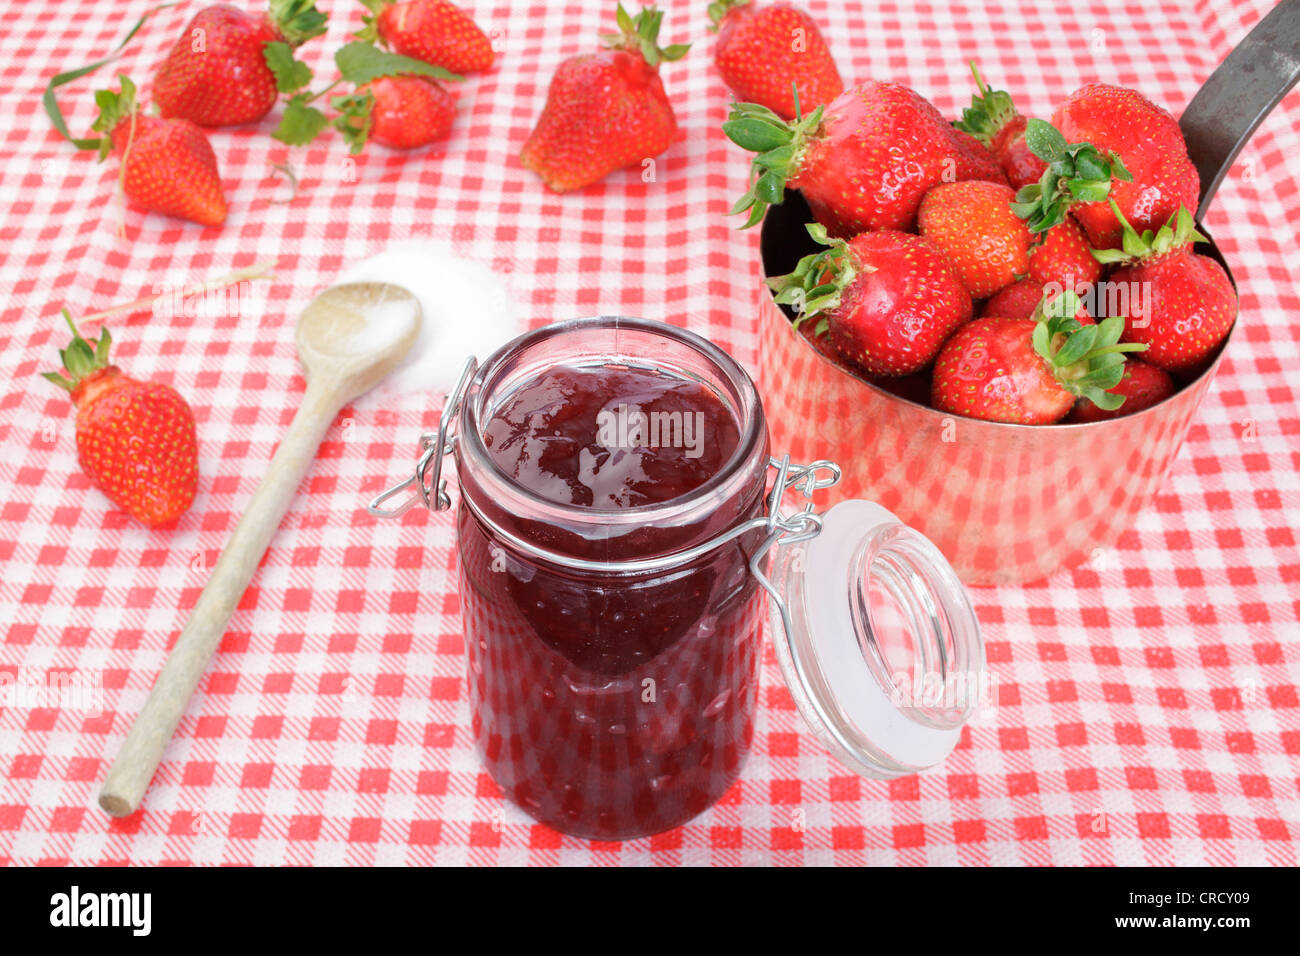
[367,357,478,519]
[749,455,841,635]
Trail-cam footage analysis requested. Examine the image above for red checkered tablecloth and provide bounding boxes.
[1,0,1297,866]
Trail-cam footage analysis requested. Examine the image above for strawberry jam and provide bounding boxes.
[455,320,770,840]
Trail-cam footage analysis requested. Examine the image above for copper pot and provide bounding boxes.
[757,0,1300,585]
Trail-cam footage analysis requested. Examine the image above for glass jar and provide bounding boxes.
[370,317,986,841]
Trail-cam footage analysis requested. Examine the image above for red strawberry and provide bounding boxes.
[982,279,1091,323]
[337,75,457,149]
[953,64,1047,190]
[520,5,689,193]
[42,312,199,526]
[92,76,227,226]
[917,180,1030,299]
[1026,214,1102,293]
[1065,359,1175,422]
[932,292,1146,424]
[1050,84,1200,249]
[1094,203,1237,373]
[770,224,972,376]
[360,0,495,74]
[725,80,1007,235]
[709,0,843,121]
[154,1,328,127]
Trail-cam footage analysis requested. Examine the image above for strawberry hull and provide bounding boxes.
[757,191,1234,585]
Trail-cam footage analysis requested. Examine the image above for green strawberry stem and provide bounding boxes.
[952,61,1018,145]
[269,0,329,47]
[1008,118,1132,234]
[42,2,175,150]
[724,99,824,228]
[766,222,861,329]
[1090,201,1207,265]
[707,0,751,31]
[89,74,139,160]
[602,4,690,69]
[42,310,112,394]
[1031,291,1146,410]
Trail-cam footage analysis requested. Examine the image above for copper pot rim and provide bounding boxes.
[760,283,1237,434]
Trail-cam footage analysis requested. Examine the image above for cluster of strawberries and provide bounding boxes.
[719,7,1238,424]
[47,0,495,227]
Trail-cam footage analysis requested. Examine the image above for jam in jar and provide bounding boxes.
[454,318,770,839]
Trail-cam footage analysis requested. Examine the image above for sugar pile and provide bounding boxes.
[336,240,522,398]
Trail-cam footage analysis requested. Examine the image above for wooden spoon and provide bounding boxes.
[99,281,421,817]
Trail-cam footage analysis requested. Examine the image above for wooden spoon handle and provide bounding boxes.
[99,382,343,817]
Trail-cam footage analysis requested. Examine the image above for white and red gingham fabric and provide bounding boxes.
[1,0,1297,866]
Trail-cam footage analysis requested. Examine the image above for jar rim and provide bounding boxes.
[457,315,768,533]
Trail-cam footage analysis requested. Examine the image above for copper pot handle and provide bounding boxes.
[1180,0,1300,215]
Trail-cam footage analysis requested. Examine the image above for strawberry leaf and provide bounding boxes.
[264,41,313,94]
[273,95,329,146]
[335,41,461,85]
[1024,118,1067,163]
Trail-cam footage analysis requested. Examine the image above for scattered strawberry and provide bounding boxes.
[338,75,456,149]
[267,41,461,153]
[42,312,199,526]
[90,75,227,226]
[982,278,1091,322]
[725,80,1007,235]
[1065,358,1175,422]
[932,291,1146,424]
[1026,214,1102,293]
[770,224,972,376]
[359,0,495,74]
[953,63,1047,190]
[154,1,328,127]
[1048,84,1200,249]
[1093,203,1237,373]
[917,180,1030,299]
[709,0,843,121]
[520,5,689,193]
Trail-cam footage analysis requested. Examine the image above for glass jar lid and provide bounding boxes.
[753,478,985,779]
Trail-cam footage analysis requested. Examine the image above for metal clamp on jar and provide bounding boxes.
[369,316,986,840]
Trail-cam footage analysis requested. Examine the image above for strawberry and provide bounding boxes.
[91,76,227,226]
[932,291,1146,424]
[725,80,1007,235]
[154,1,328,127]
[359,0,495,74]
[42,312,199,526]
[708,0,843,121]
[982,278,1091,323]
[953,63,1047,190]
[770,224,972,376]
[1093,203,1237,373]
[520,5,689,193]
[917,180,1030,299]
[1026,214,1102,293]
[1048,84,1200,249]
[336,75,457,150]
[1065,359,1175,422]
[264,40,461,153]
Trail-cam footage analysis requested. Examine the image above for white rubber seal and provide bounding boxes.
[801,499,965,771]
